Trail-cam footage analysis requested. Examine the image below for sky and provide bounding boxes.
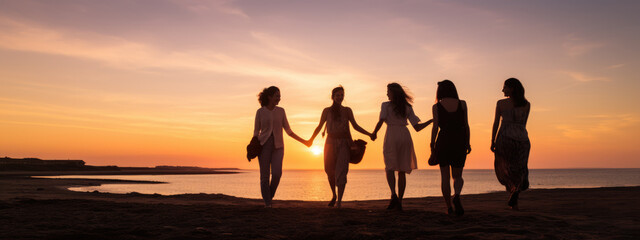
[1,0,639,169]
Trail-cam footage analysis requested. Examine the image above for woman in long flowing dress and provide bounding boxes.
[372,83,431,211]
[430,80,471,216]
[491,78,531,210]
[307,86,373,208]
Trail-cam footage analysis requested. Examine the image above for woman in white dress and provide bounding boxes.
[372,83,432,210]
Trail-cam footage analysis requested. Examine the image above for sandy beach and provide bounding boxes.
[0,175,638,240]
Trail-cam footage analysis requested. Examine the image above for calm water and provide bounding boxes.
[45,169,640,201]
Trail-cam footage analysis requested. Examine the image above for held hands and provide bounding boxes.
[304,139,313,147]
[370,132,377,141]
[413,119,433,132]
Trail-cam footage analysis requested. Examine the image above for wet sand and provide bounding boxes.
[0,175,638,239]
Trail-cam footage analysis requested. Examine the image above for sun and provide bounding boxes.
[310,146,323,156]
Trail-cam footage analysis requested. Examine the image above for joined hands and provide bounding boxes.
[370,133,377,141]
[304,139,313,147]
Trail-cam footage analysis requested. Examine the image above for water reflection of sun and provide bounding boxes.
[310,146,323,156]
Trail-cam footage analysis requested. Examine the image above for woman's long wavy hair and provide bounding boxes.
[505,78,528,107]
[258,86,279,107]
[388,83,413,117]
[330,86,344,120]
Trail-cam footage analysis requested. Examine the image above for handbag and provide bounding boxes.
[346,128,366,164]
[246,136,262,162]
[349,139,367,164]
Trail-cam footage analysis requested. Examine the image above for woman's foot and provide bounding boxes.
[447,207,454,215]
[508,191,520,210]
[508,191,519,208]
[396,200,403,211]
[336,201,342,209]
[453,195,464,216]
[387,195,399,210]
[328,196,337,207]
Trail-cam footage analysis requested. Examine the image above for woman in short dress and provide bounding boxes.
[253,86,308,207]
[308,86,373,208]
[372,83,431,211]
[431,80,471,216]
[491,78,531,210]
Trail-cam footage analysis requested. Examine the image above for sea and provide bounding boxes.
[42,169,640,201]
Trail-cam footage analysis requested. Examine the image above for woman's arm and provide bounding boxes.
[490,101,501,152]
[307,109,329,146]
[282,109,309,145]
[413,119,433,132]
[347,107,372,137]
[523,102,531,126]
[462,101,471,154]
[430,104,439,150]
[371,118,384,141]
[253,109,261,137]
[407,106,431,132]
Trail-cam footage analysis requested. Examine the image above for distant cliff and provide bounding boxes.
[0,157,118,171]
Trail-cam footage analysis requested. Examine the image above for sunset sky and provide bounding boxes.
[1,0,639,169]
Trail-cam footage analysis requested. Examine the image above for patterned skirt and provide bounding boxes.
[494,132,531,193]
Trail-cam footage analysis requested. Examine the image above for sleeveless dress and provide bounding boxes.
[494,106,530,193]
[379,102,420,173]
[434,101,468,168]
[324,108,351,186]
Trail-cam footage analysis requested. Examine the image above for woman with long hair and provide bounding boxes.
[371,83,432,211]
[431,80,471,216]
[308,86,373,208]
[253,86,308,207]
[491,78,531,210]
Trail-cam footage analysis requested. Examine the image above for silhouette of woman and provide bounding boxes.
[431,80,471,216]
[253,86,308,207]
[371,83,432,211]
[307,86,373,208]
[491,78,531,210]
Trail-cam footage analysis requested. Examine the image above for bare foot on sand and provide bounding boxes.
[328,196,336,207]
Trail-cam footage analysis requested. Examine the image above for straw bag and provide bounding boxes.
[349,139,367,164]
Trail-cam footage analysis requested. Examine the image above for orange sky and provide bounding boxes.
[1,0,639,169]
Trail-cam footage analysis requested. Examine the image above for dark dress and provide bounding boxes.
[494,106,530,193]
[434,101,468,168]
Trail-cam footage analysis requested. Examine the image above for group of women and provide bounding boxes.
[252,78,531,215]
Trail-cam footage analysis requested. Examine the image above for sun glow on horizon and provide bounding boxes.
[310,146,323,156]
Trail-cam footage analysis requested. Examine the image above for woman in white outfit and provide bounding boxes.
[371,83,432,211]
[253,86,308,207]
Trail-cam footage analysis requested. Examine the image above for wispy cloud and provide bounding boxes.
[0,97,234,140]
[562,34,604,57]
[419,44,478,72]
[555,114,639,140]
[170,0,250,19]
[0,17,372,93]
[607,63,626,69]
[562,71,610,82]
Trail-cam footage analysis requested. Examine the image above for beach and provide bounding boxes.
[1,175,638,240]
